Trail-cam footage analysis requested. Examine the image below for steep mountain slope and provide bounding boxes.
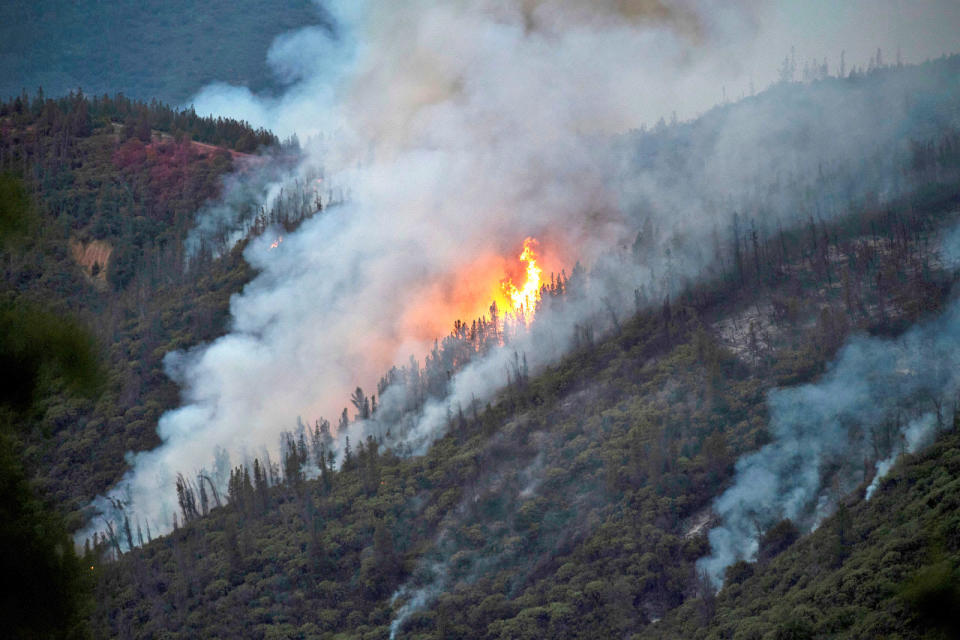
[643,429,960,640]
[0,92,301,525]
[6,58,960,639]
[90,182,960,638]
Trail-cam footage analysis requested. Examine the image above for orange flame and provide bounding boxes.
[500,237,542,322]
[269,236,283,250]
[396,236,553,341]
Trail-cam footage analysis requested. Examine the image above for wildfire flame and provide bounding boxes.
[269,236,283,250]
[396,236,553,341]
[500,237,542,321]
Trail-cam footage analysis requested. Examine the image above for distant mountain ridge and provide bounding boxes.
[0,0,332,105]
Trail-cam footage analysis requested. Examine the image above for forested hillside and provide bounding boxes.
[86,61,960,637]
[5,56,960,640]
[644,429,960,639]
[89,185,960,638]
[0,90,314,530]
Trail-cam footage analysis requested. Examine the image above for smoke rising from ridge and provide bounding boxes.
[698,281,960,587]
[191,0,960,139]
[81,0,740,540]
[81,0,960,556]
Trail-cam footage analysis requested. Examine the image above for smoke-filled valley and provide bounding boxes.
[3,2,960,639]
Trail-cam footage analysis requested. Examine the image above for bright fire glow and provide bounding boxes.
[270,236,283,250]
[396,236,554,341]
[501,237,542,321]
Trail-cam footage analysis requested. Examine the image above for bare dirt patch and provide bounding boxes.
[70,238,112,289]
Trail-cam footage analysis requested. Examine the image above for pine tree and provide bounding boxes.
[122,514,134,551]
[343,435,353,470]
[175,473,198,522]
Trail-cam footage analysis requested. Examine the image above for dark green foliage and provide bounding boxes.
[0,172,32,245]
[0,88,260,521]
[645,433,960,640]
[1,89,278,153]
[829,500,854,568]
[0,176,102,411]
[774,616,815,640]
[758,519,799,563]
[0,182,101,639]
[0,433,92,640]
[899,557,960,637]
[0,305,102,410]
[724,560,753,586]
[91,177,960,637]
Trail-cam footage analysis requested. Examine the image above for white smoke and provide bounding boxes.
[80,0,960,553]
[190,1,960,140]
[81,0,740,540]
[389,558,450,640]
[864,412,938,500]
[698,289,960,587]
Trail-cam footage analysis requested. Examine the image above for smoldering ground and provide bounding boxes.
[698,265,960,588]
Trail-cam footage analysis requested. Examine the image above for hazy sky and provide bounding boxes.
[182,0,960,138]
[3,1,956,119]
[754,0,960,77]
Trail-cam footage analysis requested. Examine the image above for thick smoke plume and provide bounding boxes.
[699,281,960,587]
[81,0,960,554]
